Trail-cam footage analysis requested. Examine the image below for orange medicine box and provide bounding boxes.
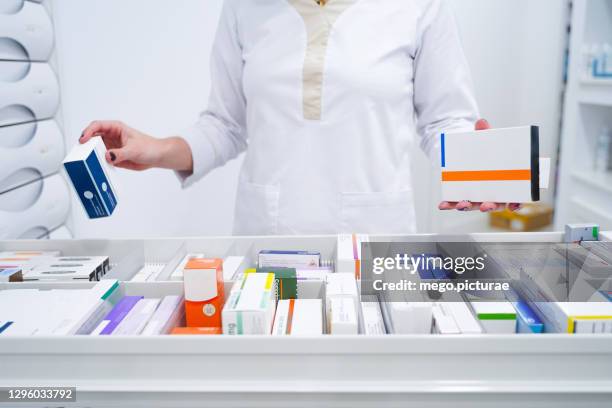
[183,258,224,328]
[170,327,222,335]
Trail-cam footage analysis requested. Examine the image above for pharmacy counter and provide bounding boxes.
[1,232,612,408]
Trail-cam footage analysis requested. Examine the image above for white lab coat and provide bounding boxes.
[179,0,479,235]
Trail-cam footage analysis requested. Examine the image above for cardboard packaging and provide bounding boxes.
[469,301,517,334]
[251,267,298,300]
[273,299,323,335]
[222,272,277,335]
[327,297,358,334]
[25,256,110,281]
[170,327,222,335]
[258,250,320,269]
[336,234,369,279]
[0,268,22,282]
[112,298,161,335]
[223,256,245,281]
[170,253,205,281]
[325,273,359,312]
[432,302,482,335]
[489,204,554,232]
[360,295,386,335]
[63,136,118,219]
[91,296,143,335]
[534,300,612,333]
[142,296,185,335]
[183,258,224,329]
[387,302,433,334]
[565,223,599,243]
[440,126,550,203]
[513,299,544,334]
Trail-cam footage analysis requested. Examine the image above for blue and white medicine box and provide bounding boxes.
[63,137,118,219]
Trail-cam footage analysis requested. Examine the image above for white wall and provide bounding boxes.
[52,0,568,238]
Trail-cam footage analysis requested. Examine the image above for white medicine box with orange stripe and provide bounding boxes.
[272,299,323,336]
[440,126,550,203]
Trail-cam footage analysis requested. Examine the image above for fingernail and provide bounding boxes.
[79,132,84,140]
[110,152,116,162]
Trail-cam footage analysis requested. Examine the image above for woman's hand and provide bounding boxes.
[80,121,193,172]
[438,119,521,212]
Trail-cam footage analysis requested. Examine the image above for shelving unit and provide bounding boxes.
[556,0,612,230]
[1,232,612,408]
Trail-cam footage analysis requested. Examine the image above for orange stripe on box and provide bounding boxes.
[286,299,295,335]
[442,169,531,182]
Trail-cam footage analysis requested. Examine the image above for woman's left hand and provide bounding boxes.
[438,119,521,212]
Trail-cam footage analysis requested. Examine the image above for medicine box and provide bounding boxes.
[433,302,482,335]
[142,296,185,335]
[25,256,109,281]
[325,273,359,320]
[513,299,544,334]
[170,327,221,335]
[258,250,320,269]
[440,126,542,203]
[63,136,118,219]
[222,272,277,335]
[223,256,245,281]
[386,302,433,334]
[336,234,369,279]
[0,268,22,282]
[469,301,517,334]
[361,295,386,335]
[565,223,599,243]
[112,298,161,335]
[91,296,143,335]
[273,299,323,335]
[183,258,224,328]
[327,297,358,335]
[251,267,298,299]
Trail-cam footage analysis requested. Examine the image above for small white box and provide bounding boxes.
[441,126,545,203]
[222,273,277,335]
[328,297,358,335]
[360,296,386,335]
[258,250,320,269]
[63,136,118,219]
[223,256,245,281]
[273,299,323,336]
[387,302,433,334]
[325,273,359,324]
[433,302,483,334]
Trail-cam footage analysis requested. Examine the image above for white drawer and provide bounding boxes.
[0,61,60,126]
[0,173,69,239]
[0,120,64,193]
[0,0,53,61]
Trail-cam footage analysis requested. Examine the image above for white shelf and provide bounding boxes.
[572,170,612,194]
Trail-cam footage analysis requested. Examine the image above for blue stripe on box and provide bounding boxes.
[0,321,13,334]
[86,151,117,215]
[441,133,446,168]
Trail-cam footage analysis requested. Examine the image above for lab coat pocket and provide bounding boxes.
[233,180,280,236]
[340,190,416,234]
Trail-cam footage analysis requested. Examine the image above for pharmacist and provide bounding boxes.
[80,0,517,235]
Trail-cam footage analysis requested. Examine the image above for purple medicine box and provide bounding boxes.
[98,296,143,335]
